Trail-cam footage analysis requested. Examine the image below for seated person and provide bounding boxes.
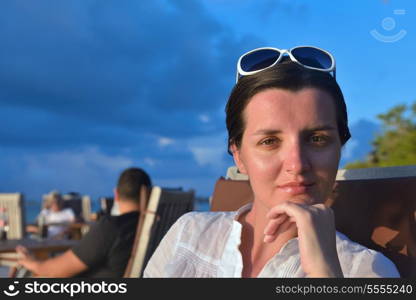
[17,167,152,277]
[144,46,399,278]
[26,191,75,239]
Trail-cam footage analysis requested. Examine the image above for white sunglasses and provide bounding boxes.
[236,45,336,83]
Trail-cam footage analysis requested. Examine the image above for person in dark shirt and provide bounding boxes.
[16,167,152,277]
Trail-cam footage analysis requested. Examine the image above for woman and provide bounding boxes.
[27,191,75,239]
[144,46,399,277]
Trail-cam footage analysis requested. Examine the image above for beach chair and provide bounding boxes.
[99,197,114,215]
[0,193,26,272]
[0,193,26,239]
[61,193,92,223]
[210,165,416,278]
[123,186,195,278]
[61,194,92,238]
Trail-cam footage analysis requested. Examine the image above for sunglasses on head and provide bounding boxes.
[236,46,336,83]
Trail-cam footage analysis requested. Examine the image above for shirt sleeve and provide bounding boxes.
[64,208,76,222]
[143,214,188,278]
[71,217,116,268]
[351,249,400,278]
[36,209,47,223]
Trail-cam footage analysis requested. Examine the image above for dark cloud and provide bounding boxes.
[0,1,385,206]
[0,0,259,202]
[1,0,384,204]
[0,0,260,148]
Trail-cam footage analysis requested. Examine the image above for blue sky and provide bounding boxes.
[0,0,415,203]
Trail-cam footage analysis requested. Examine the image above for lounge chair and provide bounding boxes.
[0,193,26,272]
[123,186,195,278]
[210,165,416,278]
[99,197,114,215]
[0,193,26,240]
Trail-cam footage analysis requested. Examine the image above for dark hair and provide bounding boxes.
[225,59,351,154]
[116,167,152,203]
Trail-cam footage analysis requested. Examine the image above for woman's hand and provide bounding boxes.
[263,202,343,278]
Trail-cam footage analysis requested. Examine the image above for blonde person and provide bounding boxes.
[26,191,75,239]
[144,46,399,278]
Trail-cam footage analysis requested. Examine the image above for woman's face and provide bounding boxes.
[232,88,341,208]
[50,199,60,212]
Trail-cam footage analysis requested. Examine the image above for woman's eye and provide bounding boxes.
[310,135,329,145]
[260,137,279,146]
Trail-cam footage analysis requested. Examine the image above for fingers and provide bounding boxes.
[15,245,31,259]
[264,217,296,243]
[263,214,288,243]
[263,202,333,243]
[267,201,305,219]
[263,205,299,243]
[266,202,331,225]
[263,201,340,277]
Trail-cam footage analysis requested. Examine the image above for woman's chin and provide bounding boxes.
[265,196,315,208]
[262,190,322,207]
[287,196,316,206]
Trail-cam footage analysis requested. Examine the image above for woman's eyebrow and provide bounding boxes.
[306,125,337,131]
[252,125,336,135]
[252,129,282,136]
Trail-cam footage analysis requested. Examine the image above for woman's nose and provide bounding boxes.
[283,142,311,175]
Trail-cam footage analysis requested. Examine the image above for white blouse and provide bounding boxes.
[144,204,400,278]
[38,208,75,237]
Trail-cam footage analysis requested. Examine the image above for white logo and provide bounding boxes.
[370,9,407,43]
[3,281,20,297]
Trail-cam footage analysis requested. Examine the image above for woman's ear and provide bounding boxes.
[230,144,247,174]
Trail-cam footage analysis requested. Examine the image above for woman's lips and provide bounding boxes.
[277,182,315,195]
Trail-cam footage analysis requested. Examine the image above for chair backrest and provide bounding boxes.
[211,165,416,278]
[61,193,83,222]
[81,196,92,222]
[99,197,114,215]
[210,178,253,212]
[226,166,249,180]
[124,186,195,278]
[0,193,26,239]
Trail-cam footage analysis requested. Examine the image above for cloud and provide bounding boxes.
[0,0,262,201]
[0,0,254,145]
[339,119,381,167]
[158,137,175,147]
[0,0,375,203]
[190,147,222,167]
[257,0,309,20]
[187,132,231,172]
[341,139,358,160]
[0,146,134,199]
[143,157,158,167]
[198,114,211,123]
